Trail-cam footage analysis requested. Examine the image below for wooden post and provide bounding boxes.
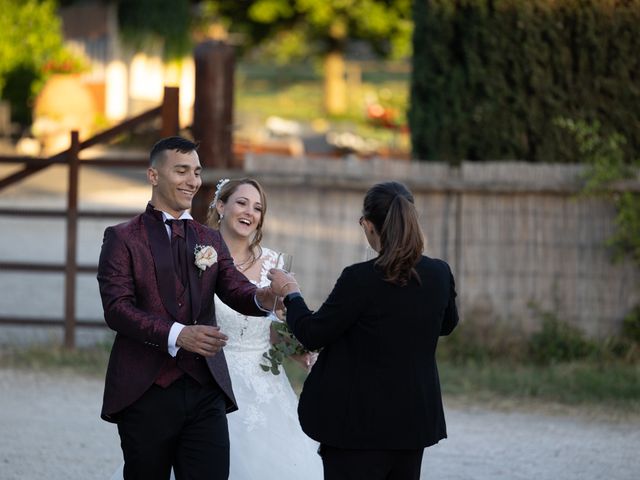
[191,40,236,223]
[160,86,180,138]
[324,51,347,115]
[64,131,80,349]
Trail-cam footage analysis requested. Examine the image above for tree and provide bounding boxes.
[0,0,70,125]
[409,0,640,162]
[76,0,411,116]
[204,0,412,115]
[116,0,193,60]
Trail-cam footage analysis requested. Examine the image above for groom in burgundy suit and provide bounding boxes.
[97,136,272,480]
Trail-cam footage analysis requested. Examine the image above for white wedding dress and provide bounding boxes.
[215,247,322,479]
[110,247,322,479]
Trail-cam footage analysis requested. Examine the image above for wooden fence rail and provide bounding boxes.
[0,87,179,348]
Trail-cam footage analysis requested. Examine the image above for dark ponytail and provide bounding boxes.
[363,182,423,286]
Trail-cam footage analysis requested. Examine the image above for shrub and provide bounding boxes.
[622,306,640,344]
[410,0,640,163]
[440,306,640,365]
[528,308,597,364]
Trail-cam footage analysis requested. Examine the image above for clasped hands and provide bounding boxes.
[267,268,300,297]
[256,268,301,313]
[176,269,300,357]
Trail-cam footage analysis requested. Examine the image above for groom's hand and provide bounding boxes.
[176,325,228,357]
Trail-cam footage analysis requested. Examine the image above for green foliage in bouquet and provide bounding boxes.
[260,320,310,375]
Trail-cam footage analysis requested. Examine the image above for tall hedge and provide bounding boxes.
[409,0,640,162]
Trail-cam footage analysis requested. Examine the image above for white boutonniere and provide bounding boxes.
[194,245,217,277]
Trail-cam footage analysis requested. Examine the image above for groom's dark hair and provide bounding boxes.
[150,136,199,166]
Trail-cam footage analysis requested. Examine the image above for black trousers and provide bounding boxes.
[320,445,424,480]
[117,376,229,480]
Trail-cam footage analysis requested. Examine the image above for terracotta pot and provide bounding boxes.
[32,74,97,153]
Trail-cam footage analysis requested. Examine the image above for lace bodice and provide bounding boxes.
[215,247,280,353]
[215,247,299,433]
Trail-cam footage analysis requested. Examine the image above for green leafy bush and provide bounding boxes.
[438,319,528,364]
[556,119,640,264]
[528,309,597,365]
[439,303,640,366]
[622,306,640,345]
[410,0,640,162]
[0,0,86,126]
[553,119,640,360]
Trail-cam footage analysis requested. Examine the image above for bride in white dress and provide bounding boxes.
[207,177,321,479]
[215,247,320,478]
[111,178,321,479]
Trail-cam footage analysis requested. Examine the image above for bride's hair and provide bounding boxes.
[207,177,267,264]
[362,181,423,286]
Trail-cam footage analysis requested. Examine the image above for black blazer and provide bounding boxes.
[285,256,458,450]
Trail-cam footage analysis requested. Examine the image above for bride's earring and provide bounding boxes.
[218,213,224,224]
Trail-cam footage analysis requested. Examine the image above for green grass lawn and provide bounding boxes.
[4,343,636,415]
[235,62,412,154]
[439,360,640,410]
[0,342,112,377]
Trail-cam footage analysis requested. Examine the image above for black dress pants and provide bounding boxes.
[320,444,424,480]
[117,376,229,480]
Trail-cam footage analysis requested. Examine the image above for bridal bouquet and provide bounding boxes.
[260,319,314,375]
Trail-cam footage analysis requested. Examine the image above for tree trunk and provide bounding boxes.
[191,40,235,224]
[324,51,347,116]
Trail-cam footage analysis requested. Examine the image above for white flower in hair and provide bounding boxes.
[210,178,230,209]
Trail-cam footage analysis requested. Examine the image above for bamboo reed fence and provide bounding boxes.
[238,155,640,337]
[1,153,637,345]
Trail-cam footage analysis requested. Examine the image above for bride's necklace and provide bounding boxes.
[234,253,255,271]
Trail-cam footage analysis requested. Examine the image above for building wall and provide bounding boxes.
[60,1,195,128]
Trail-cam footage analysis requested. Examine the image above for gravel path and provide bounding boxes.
[1,368,638,480]
[423,404,639,480]
[0,368,121,480]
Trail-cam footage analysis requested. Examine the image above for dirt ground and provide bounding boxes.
[0,368,638,480]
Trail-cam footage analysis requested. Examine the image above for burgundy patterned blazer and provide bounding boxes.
[97,203,263,422]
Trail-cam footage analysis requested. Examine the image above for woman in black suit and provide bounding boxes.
[269,181,459,480]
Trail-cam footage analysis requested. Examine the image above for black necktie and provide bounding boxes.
[166,219,188,286]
